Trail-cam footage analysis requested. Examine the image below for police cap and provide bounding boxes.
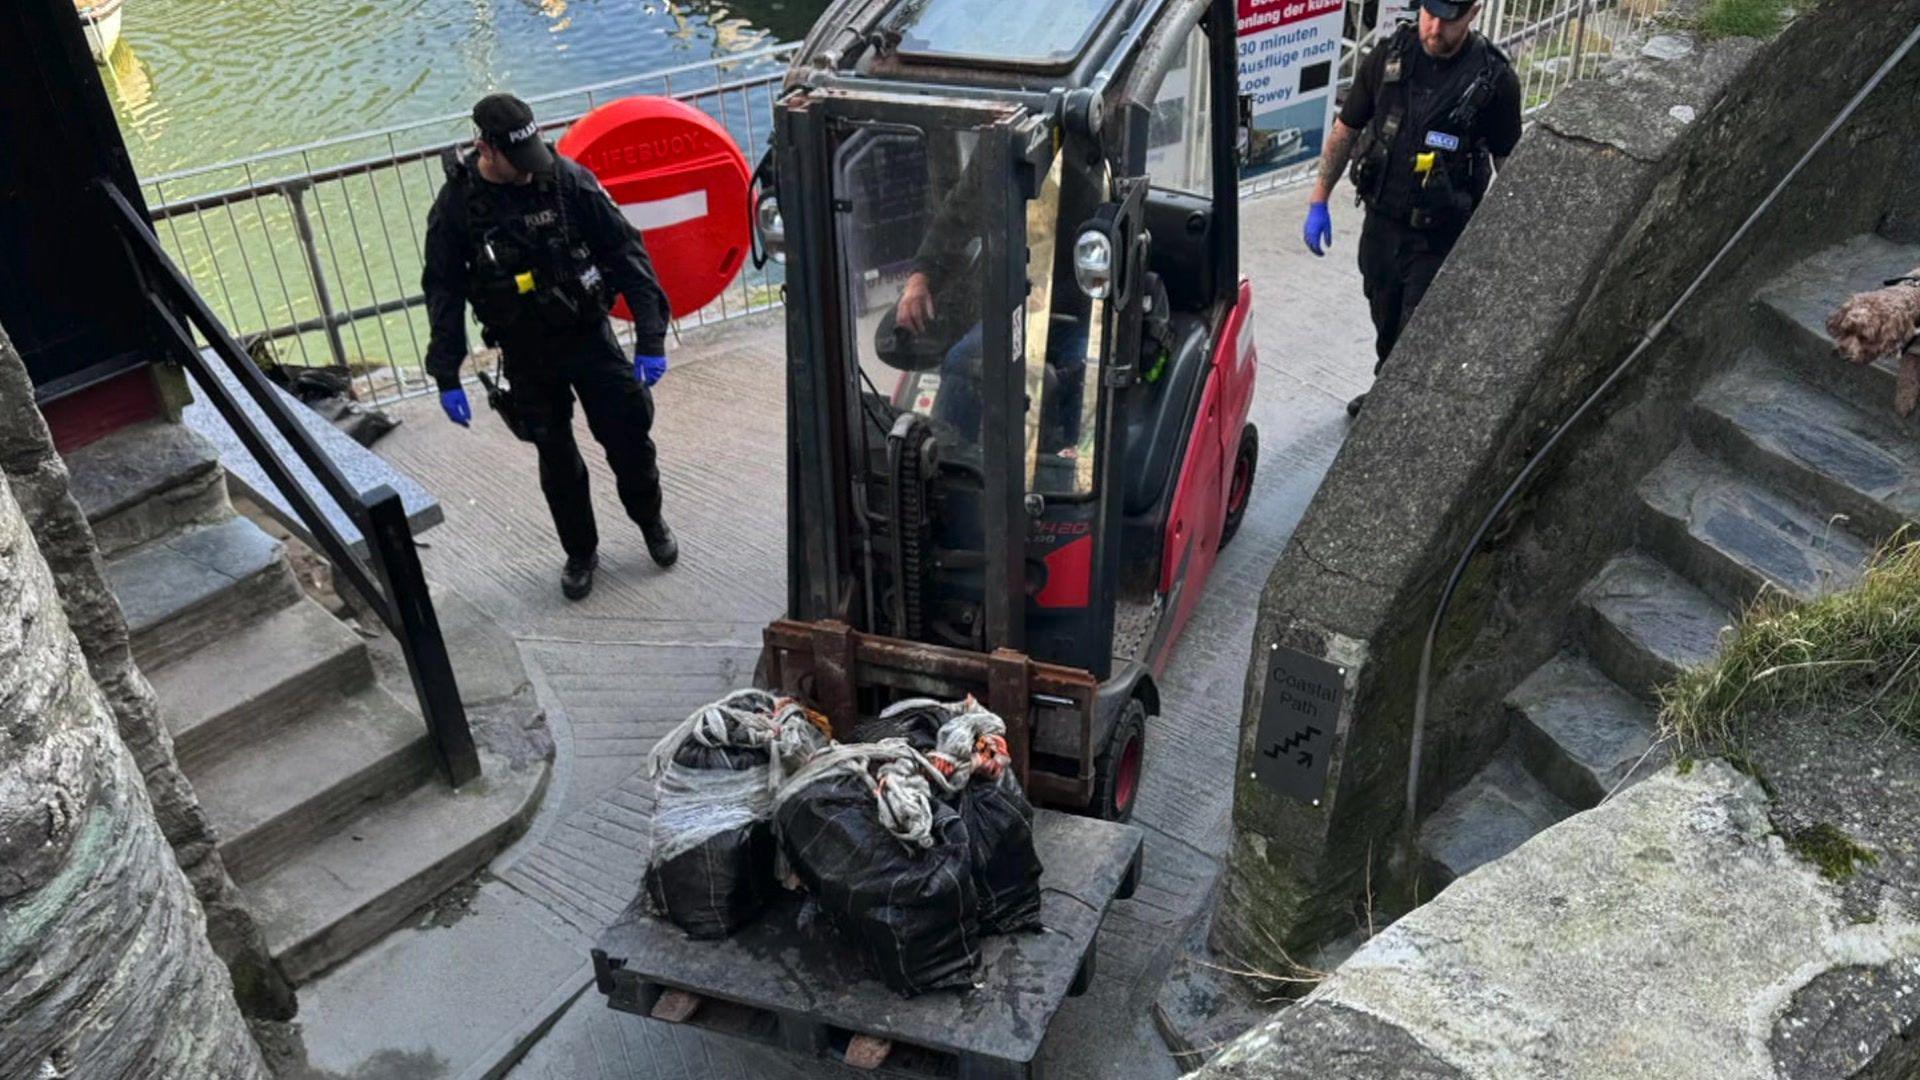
[1421,0,1476,19]
[473,93,557,174]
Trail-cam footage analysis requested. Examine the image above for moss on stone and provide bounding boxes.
[1784,823,1878,882]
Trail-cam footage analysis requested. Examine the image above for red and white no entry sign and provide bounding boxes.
[558,96,751,322]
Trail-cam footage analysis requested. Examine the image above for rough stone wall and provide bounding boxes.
[1191,759,1920,1080]
[0,337,295,1019]
[1214,0,1920,966]
[0,433,268,1078]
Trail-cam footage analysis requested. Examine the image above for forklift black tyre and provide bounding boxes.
[1068,946,1097,997]
[1218,424,1258,551]
[1090,700,1147,823]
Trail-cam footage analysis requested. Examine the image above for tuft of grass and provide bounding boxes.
[1784,822,1878,881]
[1694,0,1793,40]
[1659,536,1920,753]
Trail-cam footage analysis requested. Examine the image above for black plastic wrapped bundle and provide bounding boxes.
[774,745,981,996]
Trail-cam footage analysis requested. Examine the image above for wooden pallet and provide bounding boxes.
[593,810,1144,1080]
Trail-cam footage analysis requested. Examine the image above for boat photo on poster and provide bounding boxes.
[1235,0,1342,178]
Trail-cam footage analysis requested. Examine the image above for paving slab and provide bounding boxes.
[286,881,588,1080]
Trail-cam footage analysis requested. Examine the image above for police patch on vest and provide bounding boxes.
[1424,130,1462,151]
[524,209,558,228]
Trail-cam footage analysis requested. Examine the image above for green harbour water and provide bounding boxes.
[95,0,818,386]
[105,0,820,175]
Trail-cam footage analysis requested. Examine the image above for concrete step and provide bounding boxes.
[1419,742,1574,891]
[245,747,550,985]
[63,419,233,557]
[106,515,303,671]
[1507,653,1665,811]
[1693,357,1920,544]
[190,682,437,885]
[148,597,374,773]
[184,360,443,559]
[1637,440,1872,611]
[1756,233,1920,432]
[1577,552,1734,695]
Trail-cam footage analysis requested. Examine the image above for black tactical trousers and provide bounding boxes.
[501,323,662,562]
[1357,209,1467,371]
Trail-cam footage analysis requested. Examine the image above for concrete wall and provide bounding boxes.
[0,336,294,1018]
[1192,756,1920,1080]
[1213,0,1920,963]
[0,370,268,1076]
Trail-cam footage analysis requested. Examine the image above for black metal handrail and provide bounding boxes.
[99,178,482,788]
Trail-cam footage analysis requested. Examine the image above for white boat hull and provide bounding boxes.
[79,0,124,64]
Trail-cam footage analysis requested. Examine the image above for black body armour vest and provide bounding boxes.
[1349,25,1509,230]
[442,149,611,341]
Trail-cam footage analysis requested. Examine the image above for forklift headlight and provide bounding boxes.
[755,191,786,264]
[1073,229,1113,299]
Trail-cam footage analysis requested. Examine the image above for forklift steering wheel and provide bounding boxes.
[872,306,952,372]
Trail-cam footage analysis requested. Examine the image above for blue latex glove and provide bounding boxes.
[440,388,471,427]
[635,353,668,388]
[1304,202,1333,257]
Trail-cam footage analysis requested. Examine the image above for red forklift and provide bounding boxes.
[751,0,1260,826]
[592,0,1259,1069]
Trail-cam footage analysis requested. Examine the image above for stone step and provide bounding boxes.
[148,597,374,773]
[1693,357,1920,545]
[1637,440,1872,612]
[246,747,550,985]
[183,360,443,559]
[190,682,437,885]
[1577,552,1734,695]
[106,515,304,671]
[1418,742,1574,891]
[1507,653,1665,811]
[63,419,232,557]
[1755,233,1920,432]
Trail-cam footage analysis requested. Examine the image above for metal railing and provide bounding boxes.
[103,178,483,786]
[138,1,1667,402]
[104,174,483,780]
[142,46,797,406]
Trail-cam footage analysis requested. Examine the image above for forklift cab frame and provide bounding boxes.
[755,0,1255,820]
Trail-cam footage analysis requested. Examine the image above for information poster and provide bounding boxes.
[1236,0,1345,179]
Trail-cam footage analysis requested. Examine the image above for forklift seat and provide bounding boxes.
[1120,312,1210,516]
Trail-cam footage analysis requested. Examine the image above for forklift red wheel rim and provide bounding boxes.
[1115,730,1143,814]
[1227,435,1254,517]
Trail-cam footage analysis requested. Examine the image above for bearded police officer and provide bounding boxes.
[424,93,678,600]
[1303,0,1521,417]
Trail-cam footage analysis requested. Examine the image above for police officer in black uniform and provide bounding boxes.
[1302,0,1521,417]
[424,93,678,601]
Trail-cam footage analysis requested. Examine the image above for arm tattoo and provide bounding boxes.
[1315,121,1358,201]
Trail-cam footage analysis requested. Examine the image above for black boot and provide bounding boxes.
[641,520,679,568]
[1346,392,1368,419]
[561,552,599,600]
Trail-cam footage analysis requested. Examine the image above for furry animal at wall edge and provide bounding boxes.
[1826,266,1920,417]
